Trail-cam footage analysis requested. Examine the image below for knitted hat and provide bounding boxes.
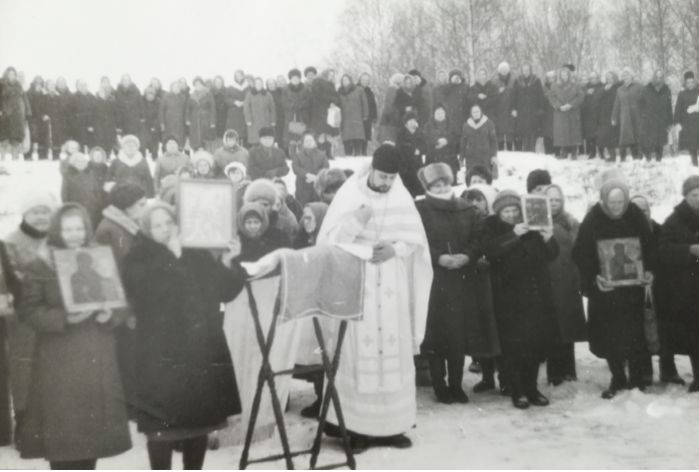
[223,129,239,142]
[685,71,695,81]
[682,175,699,196]
[244,179,277,206]
[314,168,347,196]
[259,127,275,139]
[163,135,180,148]
[402,110,419,124]
[492,189,521,215]
[372,144,401,174]
[120,134,140,149]
[449,69,464,82]
[288,68,302,80]
[466,165,493,186]
[192,150,214,169]
[418,162,454,190]
[138,201,177,240]
[109,183,146,211]
[526,169,552,193]
[224,161,247,178]
[19,189,58,216]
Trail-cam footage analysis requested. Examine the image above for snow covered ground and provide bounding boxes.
[1,152,698,469]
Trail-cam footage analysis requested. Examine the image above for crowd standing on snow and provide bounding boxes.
[0,61,698,469]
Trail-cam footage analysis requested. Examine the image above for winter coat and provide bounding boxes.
[95,206,139,271]
[247,145,289,180]
[362,86,378,127]
[596,83,621,148]
[512,75,544,138]
[423,117,459,176]
[460,117,497,171]
[153,152,190,190]
[237,226,290,262]
[19,254,131,462]
[572,203,653,360]
[93,92,118,152]
[107,154,155,198]
[47,90,73,148]
[225,83,249,142]
[673,87,699,150]
[612,81,644,146]
[243,90,276,145]
[639,83,672,149]
[542,82,555,139]
[5,223,45,413]
[547,80,584,147]
[0,241,21,442]
[396,126,426,198]
[271,88,285,145]
[468,82,498,123]
[0,80,29,143]
[482,215,559,357]
[159,92,188,146]
[490,74,516,138]
[292,147,329,205]
[281,83,309,146]
[61,164,106,227]
[27,88,49,148]
[433,83,470,137]
[71,91,95,148]
[213,144,249,177]
[187,90,216,150]
[141,97,161,153]
[212,87,228,138]
[308,77,339,136]
[122,235,244,434]
[392,88,420,125]
[657,201,699,354]
[378,85,400,143]
[417,195,498,358]
[338,85,369,141]
[115,84,143,135]
[581,82,603,140]
[549,211,587,343]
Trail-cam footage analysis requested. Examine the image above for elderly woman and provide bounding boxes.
[338,74,369,156]
[377,73,404,144]
[244,78,276,146]
[19,203,131,469]
[612,68,644,160]
[123,202,245,469]
[545,184,586,385]
[416,163,484,404]
[573,179,654,399]
[657,176,699,393]
[547,67,584,160]
[482,190,558,409]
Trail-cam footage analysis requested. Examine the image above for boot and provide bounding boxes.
[475,359,496,393]
[447,357,469,404]
[689,355,699,393]
[301,374,324,418]
[428,356,452,404]
[468,359,482,374]
[659,355,685,385]
[602,359,628,399]
[414,355,432,387]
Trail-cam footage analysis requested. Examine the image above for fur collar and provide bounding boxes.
[467,116,488,129]
[117,150,144,167]
[102,205,140,235]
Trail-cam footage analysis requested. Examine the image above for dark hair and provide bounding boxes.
[465,165,493,186]
[46,203,94,249]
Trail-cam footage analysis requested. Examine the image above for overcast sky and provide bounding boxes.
[0,0,344,89]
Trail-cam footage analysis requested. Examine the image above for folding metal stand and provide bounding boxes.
[239,281,356,470]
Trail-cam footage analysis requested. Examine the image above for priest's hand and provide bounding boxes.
[371,241,396,264]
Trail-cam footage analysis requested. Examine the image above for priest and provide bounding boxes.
[317,144,433,451]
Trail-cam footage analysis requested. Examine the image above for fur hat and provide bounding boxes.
[304,66,318,77]
[288,68,302,80]
[224,161,247,178]
[418,163,454,190]
[259,127,275,139]
[109,183,146,211]
[682,175,699,196]
[685,71,695,81]
[466,165,493,186]
[492,189,521,215]
[191,150,214,169]
[449,69,464,82]
[526,169,552,193]
[244,179,277,206]
[19,189,58,216]
[120,134,140,149]
[163,135,180,148]
[314,168,347,197]
[372,144,401,174]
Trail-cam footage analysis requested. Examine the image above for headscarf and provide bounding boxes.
[546,184,575,232]
[599,179,630,220]
[237,202,270,239]
[138,202,177,241]
[304,202,329,238]
[46,203,94,249]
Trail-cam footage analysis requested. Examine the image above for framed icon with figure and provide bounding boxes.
[522,194,553,231]
[596,237,645,287]
[178,179,237,248]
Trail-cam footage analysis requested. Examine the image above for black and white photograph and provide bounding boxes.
[2,0,699,469]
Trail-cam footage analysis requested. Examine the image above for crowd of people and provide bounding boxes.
[0,60,698,469]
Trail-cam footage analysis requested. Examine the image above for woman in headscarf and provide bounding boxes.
[547,67,584,160]
[377,73,404,144]
[572,179,655,399]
